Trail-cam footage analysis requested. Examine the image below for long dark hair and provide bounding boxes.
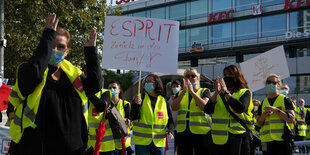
[108,80,125,100]
[143,74,164,96]
[223,65,248,92]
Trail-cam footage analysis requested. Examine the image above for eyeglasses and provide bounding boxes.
[266,80,277,85]
[186,75,196,78]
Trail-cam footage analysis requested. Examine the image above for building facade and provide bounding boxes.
[111,0,310,102]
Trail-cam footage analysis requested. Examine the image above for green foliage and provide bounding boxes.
[102,69,134,92]
[4,0,121,84]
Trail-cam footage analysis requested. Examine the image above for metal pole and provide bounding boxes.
[0,0,4,80]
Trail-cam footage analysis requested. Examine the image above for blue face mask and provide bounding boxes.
[49,49,65,66]
[266,84,277,93]
[144,82,154,93]
[110,89,118,97]
[279,90,288,96]
[192,82,197,87]
[299,106,304,108]
[172,87,180,94]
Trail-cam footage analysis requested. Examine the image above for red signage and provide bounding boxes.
[208,9,235,23]
[116,0,134,5]
[283,0,310,10]
[189,42,204,53]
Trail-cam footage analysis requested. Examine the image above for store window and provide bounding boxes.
[188,0,208,19]
[179,30,186,49]
[212,0,232,11]
[261,0,283,7]
[211,23,232,43]
[235,0,258,11]
[150,8,166,19]
[236,18,258,40]
[261,14,286,37]
[190,26,208,45]
[132,11,146,17]
[289,10,310,32]
[169,3,186,21]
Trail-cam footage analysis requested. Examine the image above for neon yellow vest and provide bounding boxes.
[88,89,115,152]
[9,60,88,143]
[295,107,307,137]
[306,109,310,139]
[114,99,131,150]
[260,94,294,142]
[176,88,212,134]
[132,93,168,147]
[211,89,253,145]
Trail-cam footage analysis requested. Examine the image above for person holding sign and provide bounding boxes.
[8,13,102,154]
[202,65,254,155]
[107,80,134,155]
[171,68,212,155]
[256,74,295,155]
[131,74,174,155]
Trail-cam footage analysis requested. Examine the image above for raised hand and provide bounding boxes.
[214,77,221,95]
[135,94,142,105]
[45,13,59,31]
[83,28,97,47]
[186,79,194,94]
[182,78,188,94]
[219,77,228,93]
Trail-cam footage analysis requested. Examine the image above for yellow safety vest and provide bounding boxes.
[295,107,307,137]
[88,89,115,152]
[305,109,310,140]
[260,94,294,142]
[9,60,88,143]
[211,88,254,145]
[176,88,212,134]
[114,99,131,150]
[132,93,168,147]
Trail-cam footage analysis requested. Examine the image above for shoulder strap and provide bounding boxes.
[219,93,251,132]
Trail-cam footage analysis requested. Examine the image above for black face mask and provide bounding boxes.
[224,77,236,88]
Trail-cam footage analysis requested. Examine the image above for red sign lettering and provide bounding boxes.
[116,0,134,5]
[208,9,235,23]
[283,0,310,10]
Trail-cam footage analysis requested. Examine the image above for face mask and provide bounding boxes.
[192,82,197,87]
[279,90,288,95]
[224,77,235,88]
[49,49,65,66]
[110,89,118,97]
[265,84,277,93]
[253,106,258,112]
[172,87,180,94]
[299,106,304,108]
[144,82,154,93]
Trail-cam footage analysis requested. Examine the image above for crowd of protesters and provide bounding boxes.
[4,13,310,155]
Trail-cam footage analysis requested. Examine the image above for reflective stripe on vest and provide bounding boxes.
[88,89,115,152]
[9,60,88,143]
[177,88,212,134]
[132,93,168,147]
[295,107,307,137]
[211,88,253,145]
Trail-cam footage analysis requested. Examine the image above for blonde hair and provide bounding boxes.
[183,68,200,87]
[265,74,282,86]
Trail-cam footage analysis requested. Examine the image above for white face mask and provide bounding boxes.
[253,106,258,112]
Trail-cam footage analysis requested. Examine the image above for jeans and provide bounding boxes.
[135,142,165,155]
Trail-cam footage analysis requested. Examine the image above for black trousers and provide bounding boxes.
[262,141,293,155]
[209,133,251,155]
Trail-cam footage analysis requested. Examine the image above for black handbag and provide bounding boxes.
[220,93,261,153]
[106,103,128,139]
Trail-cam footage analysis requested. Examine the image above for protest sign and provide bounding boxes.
[102,16,179,74]
[240,46,290,92]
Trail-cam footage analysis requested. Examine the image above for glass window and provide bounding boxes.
[285,75,310,94]
[212,0,232,11]
[190,26,208,45]
[289,10,310,32]
[262,0,282,7]
[132,11,146,17]
[188,0,208,19]
[236,18,258,40]
[150,8,166,19]
[261,14,286,37]
[179,30,186,48]
[169,3,186,21]
[244,53,260,61]
[211,23,232,43]
[236,0,258,11]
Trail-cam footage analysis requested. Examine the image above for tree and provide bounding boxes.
[102,69,134,92]
[4,0,121,85]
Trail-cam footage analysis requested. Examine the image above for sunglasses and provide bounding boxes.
[266,80,277,85]
[186,75,197,78]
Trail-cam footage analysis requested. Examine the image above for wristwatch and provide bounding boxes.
[224,90,230,95]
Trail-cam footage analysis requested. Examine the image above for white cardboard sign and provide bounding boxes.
[102,16,179,74]
[240,46,290,92]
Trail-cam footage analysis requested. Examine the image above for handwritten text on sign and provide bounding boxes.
[240,46,290,92]
[102,16,179,74]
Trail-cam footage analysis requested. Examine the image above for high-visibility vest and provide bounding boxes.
[114,99,131,150]
[295,107,307,137]
[176,88,212,134]
[88,89,115,152]
[132,93,168,147]
[305,108,310,139]
[260,94,294,142]
[9,60,88,143]
[211,88,254,145]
